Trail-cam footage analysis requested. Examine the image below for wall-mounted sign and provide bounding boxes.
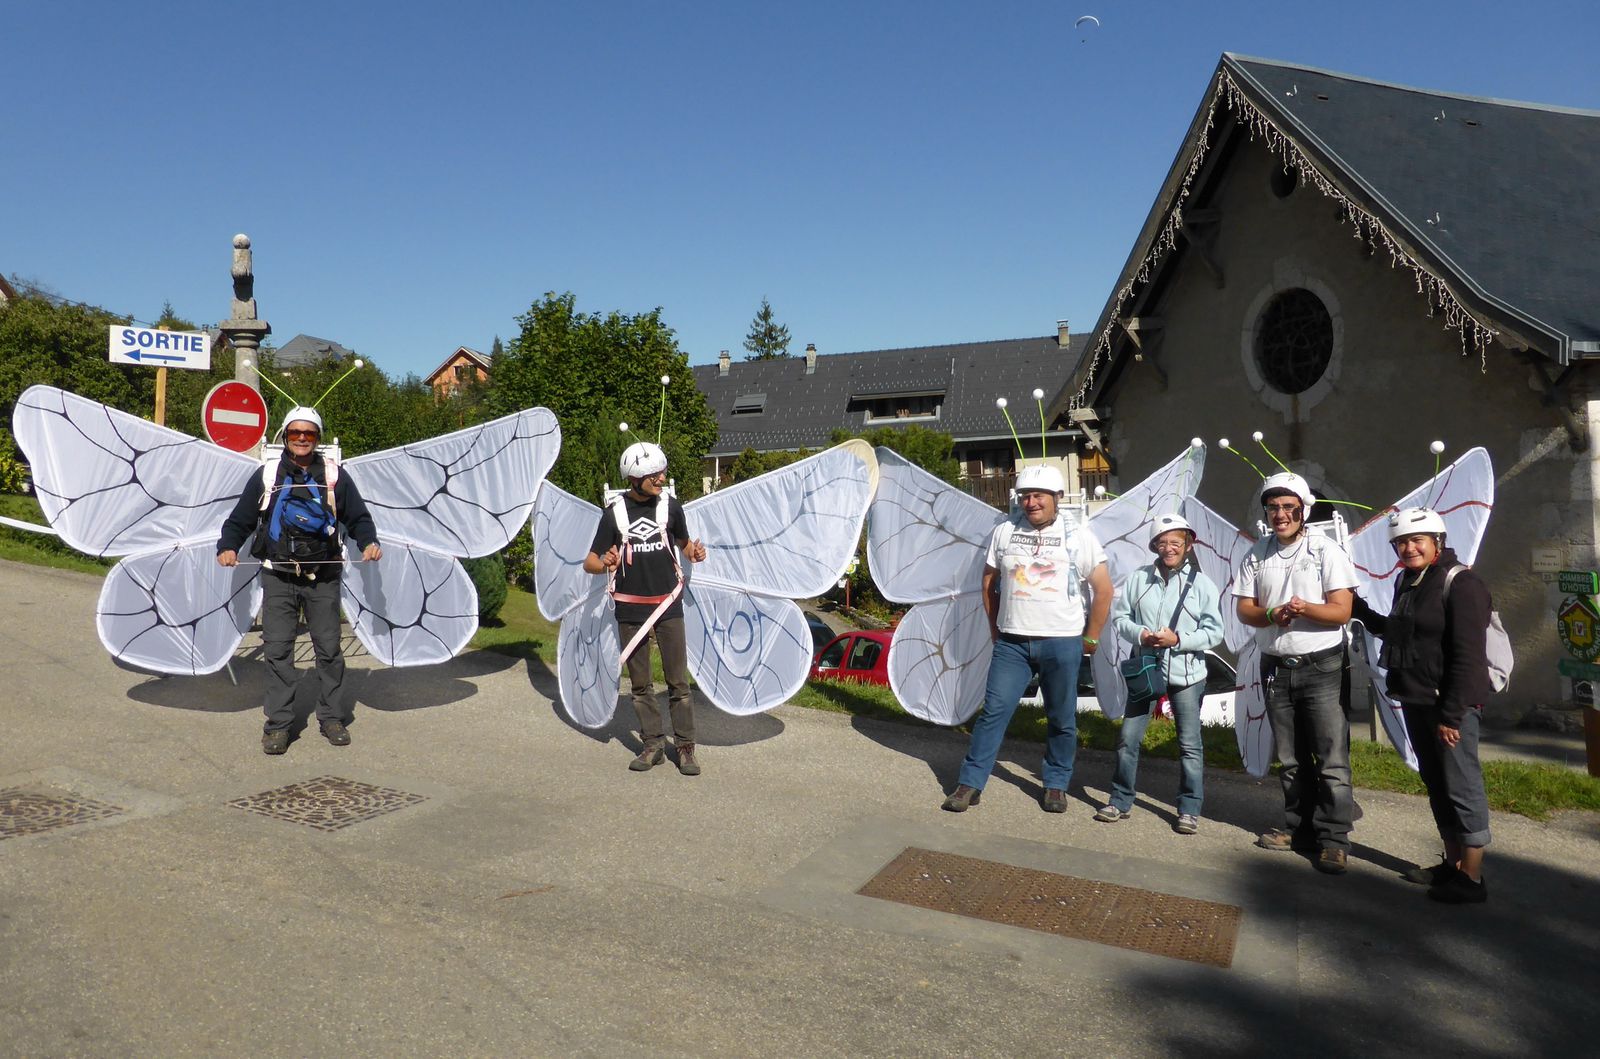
[1558,570,1600,595]
[1557,595,1600,661]
[1558,658,1600,680]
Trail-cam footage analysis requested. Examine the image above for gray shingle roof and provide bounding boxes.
[274,334,355,369]
[692,336,1087,455]
[1227,54,1600,356]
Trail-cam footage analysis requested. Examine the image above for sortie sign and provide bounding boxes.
[202,381,268,452]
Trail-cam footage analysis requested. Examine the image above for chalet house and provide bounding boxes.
[1044,54,1600,711]
[425,346,491,398]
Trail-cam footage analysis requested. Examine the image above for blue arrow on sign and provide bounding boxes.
[127,348,184,363]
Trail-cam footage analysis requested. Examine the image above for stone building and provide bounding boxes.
[1045,54,1600,712]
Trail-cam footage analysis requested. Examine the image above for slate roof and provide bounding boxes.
[1225,55,1600,358]
[274,334,355,368]
[692,335,1087,456]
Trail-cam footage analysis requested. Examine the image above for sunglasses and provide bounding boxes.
[1263,503,1302,515]
[285,429,320,441]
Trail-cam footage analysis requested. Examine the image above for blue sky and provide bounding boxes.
[5,1,1597,381]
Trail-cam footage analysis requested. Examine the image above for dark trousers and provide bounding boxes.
[616,616,693,742]
[261,573,346,733]
[1263,651,1353,851]
[1403,704,1492,847]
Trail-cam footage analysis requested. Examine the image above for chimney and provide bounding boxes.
[718,349,730,377]
[805,342,817,375]
[1057,319,1071,347]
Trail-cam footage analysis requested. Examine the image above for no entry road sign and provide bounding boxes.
[109,325,212,370]
[202,381,268,451]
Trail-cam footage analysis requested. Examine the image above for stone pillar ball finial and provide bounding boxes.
[233,234,251,249]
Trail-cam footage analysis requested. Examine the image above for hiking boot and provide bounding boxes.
[262,730,289,756]
[320,720,351,747]
[1315,848,1348,875]
[1428,871,1487,905]
[1041,789,1069,813]
[629,738,666,772]
[1174,814,1199,835]
[1256,828,1296,852]
[1094,804,1127,823]
[675,741,701,776]
[1402,858,1457,886]
[941,785,981,812]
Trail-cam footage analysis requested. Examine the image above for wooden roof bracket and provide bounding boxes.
[1118,316,1167,389]
[1523,354,1589,453]
[1178,207,1225,289]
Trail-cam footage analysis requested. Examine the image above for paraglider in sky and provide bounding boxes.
[1075,14,1100,42]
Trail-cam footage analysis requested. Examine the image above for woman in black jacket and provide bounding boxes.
[1352,507,1493,904]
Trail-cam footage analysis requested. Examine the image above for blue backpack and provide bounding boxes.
[259,462,338,562]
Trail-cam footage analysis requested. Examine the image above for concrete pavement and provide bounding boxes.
[2,559,1597,1057]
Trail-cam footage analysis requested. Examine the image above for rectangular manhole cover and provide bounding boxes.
[227,776,425,831]
[858,847,1241,968]
[0,787,125,841]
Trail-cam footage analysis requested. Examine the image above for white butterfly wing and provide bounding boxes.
[97,540,263,675]
[13,385,259,556]
[344,407,560,558]
[531,481,603,621]
[1089,443,1207,585]
[1089,628,1136,721]
[867,447,1003,603]
[340,537,479,666]
[1234,638,1273,777]
[556,588,623,729]
[886,594,993,726]
[687,439,879,599]
[1181,495,1258,654]
[683,584,812,715]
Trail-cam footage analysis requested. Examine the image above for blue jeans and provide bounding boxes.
[958,634,1081,791]
[1110,679,1204,816]
[1263,651,1352,851]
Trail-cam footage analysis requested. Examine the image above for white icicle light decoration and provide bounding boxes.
[1070,66,1498,411]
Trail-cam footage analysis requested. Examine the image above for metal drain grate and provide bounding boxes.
[227,776,425,831]
[857,847,1241,968]
[0,787,124,841]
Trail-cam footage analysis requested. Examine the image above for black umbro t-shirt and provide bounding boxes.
[590,493,690,623]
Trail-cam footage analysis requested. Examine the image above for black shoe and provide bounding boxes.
[629,738,666,772]
[1402,857,1457,887]
[1041,789,1069,813]
[262,730,289,756]
[1428,872,1487,904]
[320,720,351,747]
[941,784,981,812]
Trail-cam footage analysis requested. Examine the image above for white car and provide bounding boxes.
[1022,650,1238,725]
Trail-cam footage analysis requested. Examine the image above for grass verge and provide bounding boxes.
[0,495,114,575]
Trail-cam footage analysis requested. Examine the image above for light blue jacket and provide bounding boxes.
[1112,562,1226,689]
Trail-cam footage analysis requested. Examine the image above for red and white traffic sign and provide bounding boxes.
[202,381,268,452]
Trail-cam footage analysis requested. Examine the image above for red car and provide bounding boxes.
[809,630,894,686]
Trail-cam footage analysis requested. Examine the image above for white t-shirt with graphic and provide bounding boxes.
[984,514,1107,637]
[1233,529,1358,656]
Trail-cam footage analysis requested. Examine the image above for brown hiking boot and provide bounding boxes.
[675,741,701,776]
[941,784,981,812]
[629,738,667,772]
[1315,848,1348,875]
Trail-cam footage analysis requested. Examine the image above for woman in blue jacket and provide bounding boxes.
[1098,514,1225,833]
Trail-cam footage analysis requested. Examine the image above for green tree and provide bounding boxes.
[727,446,814,484]
[830,424,961,483]
[488,292,717,503]
[742,297,791,360]
[489,335,504,359]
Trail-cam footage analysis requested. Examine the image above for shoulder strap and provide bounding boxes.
[1442,564,1465,602]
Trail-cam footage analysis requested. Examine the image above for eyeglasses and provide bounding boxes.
[1264,503,1302,515]
[285,429,320,440]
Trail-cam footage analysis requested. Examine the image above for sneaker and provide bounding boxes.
[1315,848,1348,875]
[1256,828,1295,852]
[1174,814,1199,835]
[675,741,701,776]
[941,784,981,812]
[629,738,666,772]
[1041,789,1069,813]
[1402,858,1457,887]
[1428,872,1487,905]
[320,720,351,747]
[262,730,289,756]
[1094,804,1127,823]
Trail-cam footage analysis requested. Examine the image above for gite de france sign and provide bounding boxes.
[108,325,212,370]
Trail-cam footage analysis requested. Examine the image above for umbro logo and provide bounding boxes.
[626,517,660,541]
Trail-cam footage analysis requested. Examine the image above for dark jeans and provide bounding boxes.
[617,615,693,742]
[1263,651,1352,851]
[1403,703,1492,847]
[261,573,346,733]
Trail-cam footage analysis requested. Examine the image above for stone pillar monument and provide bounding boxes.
[217,233,271,405]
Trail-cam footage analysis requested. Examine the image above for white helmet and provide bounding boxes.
[1148,513,1195,551]
[620,441,668,479]
[1259,471,1315,515]
[1387,506,1446,543]
[1015,464,1065,495]
[276,406,323,440]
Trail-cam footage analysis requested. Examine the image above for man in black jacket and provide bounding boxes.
[217,407,382,755]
